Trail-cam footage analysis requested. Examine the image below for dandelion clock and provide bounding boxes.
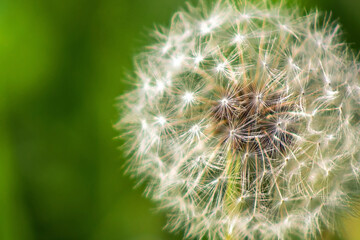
[116,0,360,239]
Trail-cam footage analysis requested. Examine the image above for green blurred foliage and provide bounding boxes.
[0,0,358,240]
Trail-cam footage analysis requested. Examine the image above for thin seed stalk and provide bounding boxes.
[224,145,242,239]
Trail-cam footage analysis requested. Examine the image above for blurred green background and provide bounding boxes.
[0,0,359,239]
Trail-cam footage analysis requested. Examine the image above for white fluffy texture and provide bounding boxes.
[118,1,360,239]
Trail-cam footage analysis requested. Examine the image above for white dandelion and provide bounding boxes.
[117,0,360,239]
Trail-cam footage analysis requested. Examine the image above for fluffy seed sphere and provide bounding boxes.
[117,0,360,239]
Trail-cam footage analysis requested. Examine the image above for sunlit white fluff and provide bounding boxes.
[117,0,360,239]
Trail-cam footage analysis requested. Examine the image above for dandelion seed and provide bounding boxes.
[200,21,211,34]
[172,55,184,68]
[141,119,148,130]
[143,82,150,92]
[162,41,171,54]
[232,33,245,44]
[182,91,195,104]
[239,13,250,21]
[194,54,204,64]
[155,115,166,126]
[216,62,226,72]
[156,80,165,93]
[220,97,229,105]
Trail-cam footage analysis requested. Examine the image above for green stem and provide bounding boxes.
[224,146,241,240]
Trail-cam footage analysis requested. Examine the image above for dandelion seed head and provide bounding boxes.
[118,0,360,239]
